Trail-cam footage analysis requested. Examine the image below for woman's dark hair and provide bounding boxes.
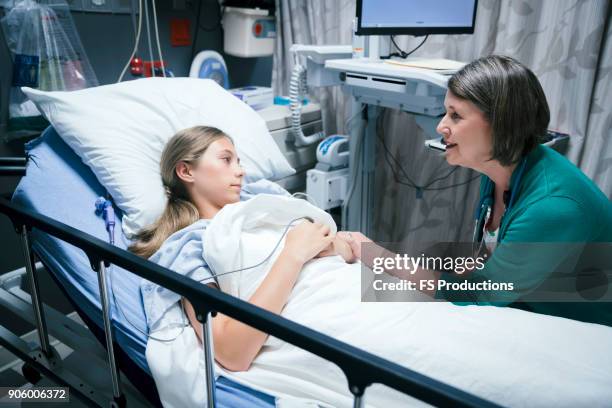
[447,55,550,166]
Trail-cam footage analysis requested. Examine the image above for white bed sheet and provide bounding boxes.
[148,195,612,407]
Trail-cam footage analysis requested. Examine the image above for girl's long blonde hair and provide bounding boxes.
[129,126,230,258]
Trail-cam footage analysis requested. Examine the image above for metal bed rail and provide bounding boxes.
[0,157,26,177]
[0,266,151,407]
[0,197,501,408]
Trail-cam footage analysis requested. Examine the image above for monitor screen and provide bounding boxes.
[356,0,478,36]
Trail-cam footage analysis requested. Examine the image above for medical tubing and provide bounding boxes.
[118,0,143,82]
[108,225,115,246]
[151,0,166,77]
[95,197,116,245]
[199,216,313,281]
[289,63,323,146]
[143,0,155,77]
[105,202,115,246]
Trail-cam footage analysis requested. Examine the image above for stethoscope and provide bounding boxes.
[472,156,529,248]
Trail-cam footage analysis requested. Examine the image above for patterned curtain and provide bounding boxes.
[273,0,612,244]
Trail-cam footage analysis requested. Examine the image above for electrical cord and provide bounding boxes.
[379,124,479,191]
[376,111,480,193]
[381,35,429,60]
[292,191,319,208]
[198,216,313,282]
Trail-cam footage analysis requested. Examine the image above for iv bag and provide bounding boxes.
[1,0,98,129]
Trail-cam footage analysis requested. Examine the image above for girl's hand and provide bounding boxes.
[284,221,335,265]
[337,231,372,260]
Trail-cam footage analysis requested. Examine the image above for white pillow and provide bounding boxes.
[22,78,294,238]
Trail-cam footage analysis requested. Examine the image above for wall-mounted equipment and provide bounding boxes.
[189,50,229,89]
[222,6,275,57]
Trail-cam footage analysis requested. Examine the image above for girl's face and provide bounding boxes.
[180,137,245,211]
[436,91,493,171]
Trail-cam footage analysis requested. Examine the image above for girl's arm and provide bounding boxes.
[184,221,334,371]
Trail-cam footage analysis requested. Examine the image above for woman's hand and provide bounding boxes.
[315,237,357,263]
[284,220,335,265]
[337,231,372,260]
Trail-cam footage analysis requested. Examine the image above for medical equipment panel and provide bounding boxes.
[307,167,350,210]
[306,135,350,210]
[258,103,322,192]
[189,50,230,89]
[326,58,455,115]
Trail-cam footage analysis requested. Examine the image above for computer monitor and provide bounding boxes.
[356,0,478,36]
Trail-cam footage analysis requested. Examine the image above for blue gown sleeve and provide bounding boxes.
[141,220,215,330]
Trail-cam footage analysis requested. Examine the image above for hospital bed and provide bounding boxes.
[0,128,276,407]
[0,127,499,407]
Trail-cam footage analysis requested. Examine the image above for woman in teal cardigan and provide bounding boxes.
[341,55,612,326]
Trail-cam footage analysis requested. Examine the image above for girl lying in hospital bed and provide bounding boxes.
[131,126,612,408]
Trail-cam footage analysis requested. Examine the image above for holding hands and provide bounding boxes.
[336,231,372,261]
[283,220,362,265]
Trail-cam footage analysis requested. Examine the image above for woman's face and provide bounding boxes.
[436,91,493,170]
[188,137,245,208]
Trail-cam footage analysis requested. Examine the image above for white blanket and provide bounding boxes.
[147,195,612,407]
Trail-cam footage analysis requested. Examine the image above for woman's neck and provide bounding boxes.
[480,161,517,192]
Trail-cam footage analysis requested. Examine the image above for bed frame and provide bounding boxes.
[0,189,500,408]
